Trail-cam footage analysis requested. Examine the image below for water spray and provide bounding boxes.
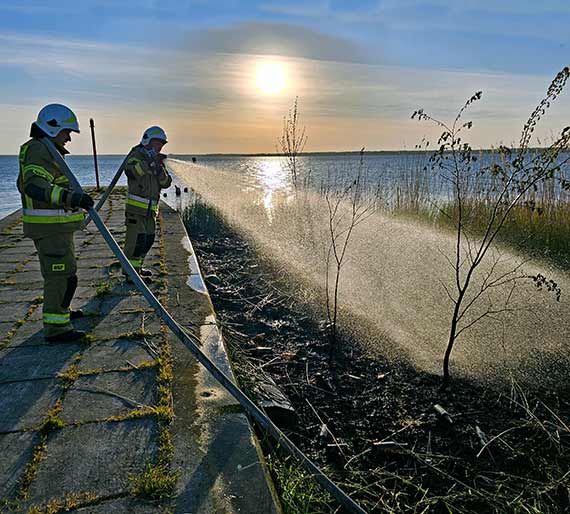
[39,137,368,514]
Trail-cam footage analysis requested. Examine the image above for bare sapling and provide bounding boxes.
[324,148,374,363]
[278,97,308,188]
[412,67,570,389]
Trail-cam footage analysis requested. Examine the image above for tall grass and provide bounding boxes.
[372,148,570,268]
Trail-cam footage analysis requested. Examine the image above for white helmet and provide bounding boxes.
[36,104,80,137]
[141,126,167,145]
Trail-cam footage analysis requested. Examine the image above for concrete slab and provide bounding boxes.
[0,432,38,500]
[161,205,280,514]
[77,268,111,283]
[75,282,134,300]
[60,368,157,424]
[15,270,44,283]
[0,253,33,263]
[0,280,44,292]
[0,248,33,258]
[0,209,22,231]
[0,344,83,382]
[143,250,162,264]
[4,320,45,347]
[0,238,34,248]
[194,321,239,409]
[0,379,62,432]
[75,252,114,263]
[0,321,16,343]
[26,300,100,323]
[67,313,107,334]
[0,286,43,303]
[0,246,17,255]
[74,285,101,299]
[78,338,158,372]
[26,419,158,503]
[173,413,276,514]
[0,303,30,323]
[73,497,161,513]
[89,311,162,341]
[76,255,114,268]
[22,260,41,271]
[0,200,280,514]
[98,296,154,315]
[0,262,17,273]
[78,243,114,255]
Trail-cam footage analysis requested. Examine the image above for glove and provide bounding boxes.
[70,192,94,210]
[149,161,161,176]
[151,155,167,176]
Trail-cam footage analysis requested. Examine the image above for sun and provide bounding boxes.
[256,62,285,95]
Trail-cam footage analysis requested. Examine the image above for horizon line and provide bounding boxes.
[0,146,559,158]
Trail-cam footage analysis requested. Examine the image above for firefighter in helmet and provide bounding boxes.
[17,104,94,342]
[122,126,172,282]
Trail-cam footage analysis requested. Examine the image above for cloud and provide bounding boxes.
[258,1,570,52]
[180,21,370,64]
[0,32,118,52]
[0,31,163,88]
[257,1,331,18]
[0,23,569,154]
[0,1,69,14]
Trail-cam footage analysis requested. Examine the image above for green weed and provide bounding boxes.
[130,463,178,502]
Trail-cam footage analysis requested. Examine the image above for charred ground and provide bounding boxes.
[183,200,570,514]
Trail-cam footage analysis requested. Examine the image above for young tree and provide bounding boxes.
[324,148,374,363]
[278,97,308,188]
[412,67,570,389]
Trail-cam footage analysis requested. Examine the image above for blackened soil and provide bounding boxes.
[187,216,570,514]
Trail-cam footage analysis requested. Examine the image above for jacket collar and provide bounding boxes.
[53,141,70,156]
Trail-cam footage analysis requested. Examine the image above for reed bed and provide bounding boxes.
[327,149,570,268]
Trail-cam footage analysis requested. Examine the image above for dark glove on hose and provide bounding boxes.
[151,155,167,176]
[70,192,94,210]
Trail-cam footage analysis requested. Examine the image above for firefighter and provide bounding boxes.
[122,126,172,282]
[17,104,94,342]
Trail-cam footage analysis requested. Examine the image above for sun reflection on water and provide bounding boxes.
[252,157,292,221]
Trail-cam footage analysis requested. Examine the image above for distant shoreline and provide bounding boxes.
[0,148,560,158]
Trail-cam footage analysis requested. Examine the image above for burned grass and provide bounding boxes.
[185,201,570,514]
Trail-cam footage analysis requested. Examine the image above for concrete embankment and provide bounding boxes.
[0,190,280,513]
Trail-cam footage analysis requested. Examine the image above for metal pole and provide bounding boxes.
[40,137,368,514]
[89,118,101,191]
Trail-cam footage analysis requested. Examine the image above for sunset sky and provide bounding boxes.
[1,1,569,154]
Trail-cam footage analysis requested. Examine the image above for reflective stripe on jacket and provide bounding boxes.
[22,208,85,224]
[126,193,158,213]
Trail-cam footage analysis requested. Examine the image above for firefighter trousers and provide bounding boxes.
[33,232,77,337]
[123,213,156,271]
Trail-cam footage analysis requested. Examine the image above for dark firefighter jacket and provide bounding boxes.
[16,137,84,239]
[123,145,172,217]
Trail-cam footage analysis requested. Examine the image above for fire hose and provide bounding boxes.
[40,137,368,514]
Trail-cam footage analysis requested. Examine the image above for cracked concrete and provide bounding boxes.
[0,191,280,514]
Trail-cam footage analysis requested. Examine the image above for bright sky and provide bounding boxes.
[0,1,569,154]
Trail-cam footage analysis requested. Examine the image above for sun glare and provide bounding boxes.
[256,62,285,95]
